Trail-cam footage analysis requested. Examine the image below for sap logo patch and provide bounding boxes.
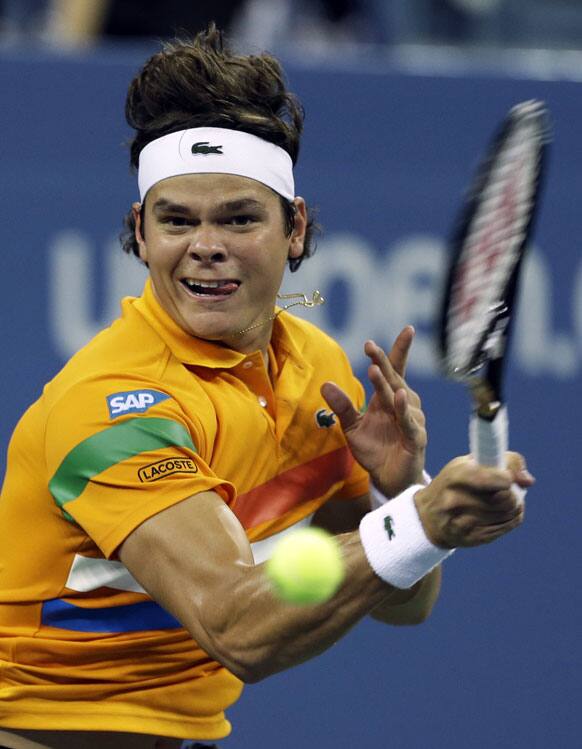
[138,457,198,483]
[107,389,170,419]
[315,408,337,428]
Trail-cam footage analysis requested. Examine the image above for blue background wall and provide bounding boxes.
[0,46,580,747]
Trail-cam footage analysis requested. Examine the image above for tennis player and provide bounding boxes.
[0,25,534,749]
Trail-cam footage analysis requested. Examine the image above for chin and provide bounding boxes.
[186,326,229,342]
[181,319,238,343]
[181,309,270,348]
[178,310,231,337]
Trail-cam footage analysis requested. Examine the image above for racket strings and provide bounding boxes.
[445,122,543,373]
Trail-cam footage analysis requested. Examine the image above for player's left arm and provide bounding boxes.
[312,492,441,625]
[315,326,440,623]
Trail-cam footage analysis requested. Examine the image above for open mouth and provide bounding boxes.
[181,279,241,297]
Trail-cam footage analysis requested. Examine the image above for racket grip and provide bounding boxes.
[469,406,508,468]
[469,406,526,507]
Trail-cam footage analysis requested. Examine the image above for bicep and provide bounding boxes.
[118,491,253,655]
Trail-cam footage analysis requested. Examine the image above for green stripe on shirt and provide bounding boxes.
[49,417,196,512]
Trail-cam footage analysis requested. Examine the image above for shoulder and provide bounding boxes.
[276,312,365,406]
[36,302,197,454]
[73,298,170,378]
[276,312,357,385]
[278,311,348,360]
[43,298,173,408]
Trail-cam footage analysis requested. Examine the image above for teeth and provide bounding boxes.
[184,280,223,288]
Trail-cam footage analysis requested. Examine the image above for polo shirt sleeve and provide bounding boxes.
[45,379,235,559]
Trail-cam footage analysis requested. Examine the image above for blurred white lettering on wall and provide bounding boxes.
[48,230,148,359]
[49,230,579,379]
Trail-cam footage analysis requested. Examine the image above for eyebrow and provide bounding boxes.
[151,199,191,215]
[151,197,265,214]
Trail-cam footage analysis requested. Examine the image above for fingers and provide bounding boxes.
[394,387,424,443]
[366,362,426,448]
[505,451,536,487]
[320,381,359,432]
[455,503,525,545]
[421,492,525,548]
[364,338,405,393]
[477,502,526,543]
[449,459,515,493]
[416,458,528,548]
[367,362,396,413]
[364,336,421,410]
[443,451,533,490]
[387,325,415,377]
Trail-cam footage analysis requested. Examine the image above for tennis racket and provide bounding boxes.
[438,100,550,468]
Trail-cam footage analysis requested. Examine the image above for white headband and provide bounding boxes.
[137,127,295,202]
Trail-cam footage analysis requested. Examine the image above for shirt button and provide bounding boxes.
[242,360,254,369]
[258,396,268,407]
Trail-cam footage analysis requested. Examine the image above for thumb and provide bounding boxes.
[321,382,359,431]
[505,451,536,487]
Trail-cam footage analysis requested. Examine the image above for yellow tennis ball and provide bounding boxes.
[265,527,345,605]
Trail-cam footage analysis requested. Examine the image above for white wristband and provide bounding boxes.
[359,484,454,589]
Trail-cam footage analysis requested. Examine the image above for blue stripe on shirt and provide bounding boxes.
[41,598,182,633]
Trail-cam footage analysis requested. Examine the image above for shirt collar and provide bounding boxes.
[133,278,305,370]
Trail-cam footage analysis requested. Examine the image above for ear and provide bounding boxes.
[132,202,148,264]
[289,197,307,261]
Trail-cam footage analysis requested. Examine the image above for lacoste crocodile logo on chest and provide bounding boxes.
[315,408,337,428]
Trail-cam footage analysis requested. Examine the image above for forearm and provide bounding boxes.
[201,531,398,682]
[198,490,449,679]
[369,566,441,625]
[120,490,448,684]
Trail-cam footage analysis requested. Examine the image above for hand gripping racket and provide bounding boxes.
[438,100,550,468]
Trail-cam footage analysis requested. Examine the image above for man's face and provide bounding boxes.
[135,173,306,353]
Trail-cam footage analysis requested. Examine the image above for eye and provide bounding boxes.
[161,216,190,227]
[226,214,258,227]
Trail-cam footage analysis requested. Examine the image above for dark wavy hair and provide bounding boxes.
[120,24,318,271]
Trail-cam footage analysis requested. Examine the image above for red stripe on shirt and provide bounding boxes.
[233,446,354,528]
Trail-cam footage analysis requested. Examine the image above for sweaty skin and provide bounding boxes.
[119,452,531,683]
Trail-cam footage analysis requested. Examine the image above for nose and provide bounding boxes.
[187,227,227,264]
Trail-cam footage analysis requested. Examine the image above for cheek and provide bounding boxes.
[147,235,187,268]
[253,228,291,265]
[251,246,289,279]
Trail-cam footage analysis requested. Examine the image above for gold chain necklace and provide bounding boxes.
[235,290,325,336]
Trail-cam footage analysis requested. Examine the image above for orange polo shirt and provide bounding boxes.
[0,279,369,740]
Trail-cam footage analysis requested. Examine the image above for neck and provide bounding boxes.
[220,320,275,364]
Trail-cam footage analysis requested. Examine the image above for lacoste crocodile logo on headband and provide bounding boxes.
[191,141,223,155]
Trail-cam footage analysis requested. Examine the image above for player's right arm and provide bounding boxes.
[118,489,391,683]
[118,456,532,684]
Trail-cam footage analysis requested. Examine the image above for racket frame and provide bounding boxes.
[438,99,550,421]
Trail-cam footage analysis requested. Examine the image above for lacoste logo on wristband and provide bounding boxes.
[384,516,395,540]
[191,141,223,155]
